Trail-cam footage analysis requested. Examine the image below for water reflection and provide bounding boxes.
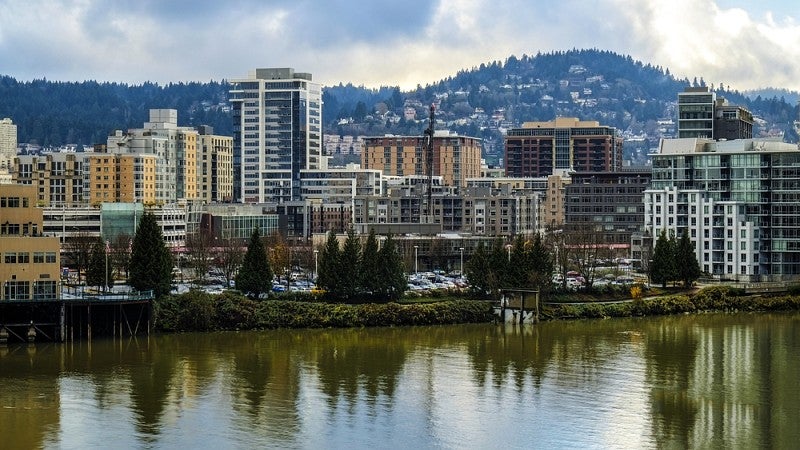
[0,313,799,448]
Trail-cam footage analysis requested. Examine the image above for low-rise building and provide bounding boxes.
[0,184,60,300]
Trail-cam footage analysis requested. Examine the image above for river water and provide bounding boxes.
[2,312,799,449]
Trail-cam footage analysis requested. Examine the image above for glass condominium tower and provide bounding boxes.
[229,68,322,203]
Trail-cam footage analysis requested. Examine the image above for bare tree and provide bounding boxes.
[109,233,132,280]
[185,229,214,285]
[63,230,95,284]
[215,236,244,288]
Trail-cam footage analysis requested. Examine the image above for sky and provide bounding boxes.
[1,0,799,92]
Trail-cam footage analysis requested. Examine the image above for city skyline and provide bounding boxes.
[1,1,799,92]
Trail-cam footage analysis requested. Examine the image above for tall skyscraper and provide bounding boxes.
[0,118,17,169]
[229,68,322,203]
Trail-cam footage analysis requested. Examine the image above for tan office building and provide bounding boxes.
[13,152,90,207]
[196,126,233,203]
[0,184,60,300]
[87,153,157,206]
[362,132,482,187]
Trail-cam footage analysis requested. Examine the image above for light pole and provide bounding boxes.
[313,249,319,282]
[459,247,464,278]
[104,240,109,294]
[506,244,512,262]
[414,245,419,275]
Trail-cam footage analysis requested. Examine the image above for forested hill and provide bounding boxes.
[0,77,231,146]
[1,49,798,148]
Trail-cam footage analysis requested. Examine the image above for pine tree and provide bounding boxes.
[360,228,381,295]
[377,233,406,301]
[339,228,362,301]
[676,231,701,287]
[528,233,553,289]
[650,230,676,288]
[86,237,112,292]
[129,211,173,298]
[235,227,272,299]
[317,231,341,299]
[465,242,492,297]
[508,234,530,288]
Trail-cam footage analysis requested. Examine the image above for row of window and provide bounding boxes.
[3,252,57,264]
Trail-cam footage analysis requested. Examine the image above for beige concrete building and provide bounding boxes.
[0,118,16,170]
[362,132,482,188]
[107,109,198,204]
[538,171,572,230]
[196,126,233,203]
[13,152,90,207]
[0,184,60,300]
[87,153,157,206]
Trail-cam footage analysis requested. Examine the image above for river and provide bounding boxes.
[2,312,799,449]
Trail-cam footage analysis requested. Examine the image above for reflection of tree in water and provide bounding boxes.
[642,315,698,448]
[225,330,302,442]
[312,327,409,411]
[465,320,644,393]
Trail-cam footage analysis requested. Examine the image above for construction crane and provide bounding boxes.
[423,104,435,221]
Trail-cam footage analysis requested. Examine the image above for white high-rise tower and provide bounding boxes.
[229,68,322,203]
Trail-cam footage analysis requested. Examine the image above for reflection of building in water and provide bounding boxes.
[650,318,800,448]
[0,348,60,449]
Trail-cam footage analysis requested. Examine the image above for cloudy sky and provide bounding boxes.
[1,0,799,92]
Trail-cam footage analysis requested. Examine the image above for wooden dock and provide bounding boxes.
[0,290,154,344]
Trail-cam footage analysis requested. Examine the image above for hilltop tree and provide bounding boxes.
[129,211,173,297]
[235,227,272,299]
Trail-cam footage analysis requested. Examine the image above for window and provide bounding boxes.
[4,253,16,264]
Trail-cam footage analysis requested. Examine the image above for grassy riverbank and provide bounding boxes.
[153,290,494,332]
[544,286,800,320]
[153,286,800,332]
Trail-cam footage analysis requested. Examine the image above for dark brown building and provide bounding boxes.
[505,117,623,177]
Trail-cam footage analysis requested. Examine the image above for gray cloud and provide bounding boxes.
[1,0,799,92]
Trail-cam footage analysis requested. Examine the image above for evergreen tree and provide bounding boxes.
[86,237,112,292]
[508,234,530,288]
[650,230,676,288]
[235,227,272,299]
[676,231,701,287]
[488,238,511,294]
[317,231,341,299]
[377,233,406,301]
[465,242,492,297]
[129,211,173,297]
[528,233,554,289]
[339,227,362,301]
[360,228,381,295]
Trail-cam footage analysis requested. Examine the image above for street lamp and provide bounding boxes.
[414,245,419,275]
[459,247,464,278]
[313,249,319,282]
[506,244,512,262]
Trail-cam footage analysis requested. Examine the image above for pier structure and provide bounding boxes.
[0,289,153,344]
